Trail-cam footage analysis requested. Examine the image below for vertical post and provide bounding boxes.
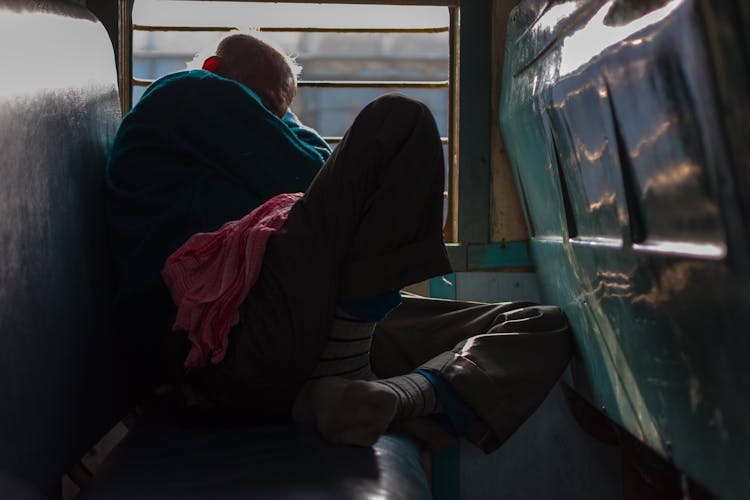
[457,0,492,243]
[489,0,528,242]
[118,0,133,114]
[444,6,460,243]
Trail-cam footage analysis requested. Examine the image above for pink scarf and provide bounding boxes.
[162,193,302,369]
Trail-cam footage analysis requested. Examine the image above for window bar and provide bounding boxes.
[324,137,448,145]
[300,80,448,88]
[444,5,459,242]
[130,16,454,207]
[133,24,449,33]
[132,77,448,88]
[120,0,134,114]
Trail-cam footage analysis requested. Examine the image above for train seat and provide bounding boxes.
[78,423,429,500]
[0,1,430,499]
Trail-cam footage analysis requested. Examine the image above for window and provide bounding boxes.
[129,0,456,236]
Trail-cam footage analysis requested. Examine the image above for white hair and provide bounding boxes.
[186,29,302,78]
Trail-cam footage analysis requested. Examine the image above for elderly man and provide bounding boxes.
[107,32,571,448]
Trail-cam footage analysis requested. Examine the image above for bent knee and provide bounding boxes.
[360,93,433,127]
[372,92,428,113]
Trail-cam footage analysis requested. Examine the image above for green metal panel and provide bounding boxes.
[466,240,531,270]
[445,242,532,271]
[429,273,457,300]
[500,1,750,499]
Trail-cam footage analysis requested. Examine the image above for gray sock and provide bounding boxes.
[375,372,440,419]
[310,318,376,380]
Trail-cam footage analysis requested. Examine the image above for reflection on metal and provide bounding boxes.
[535,238,668,456]
[632,241,726,259]
[587,192,616,214]
[627,118,673,159]
[569,236,622,249]
[592,270,632,300]
[513,0,605,78]
[133,24,449,33]
[631,260,713,306]
[640,161,701,196]
[535,1,582,33]
[574,134,607,163]
[557,0,682,76]
[132,77,448,88]
[549,78,597,110]
[501,0,750,498]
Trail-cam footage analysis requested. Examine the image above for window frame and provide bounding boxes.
[118,0,501,256]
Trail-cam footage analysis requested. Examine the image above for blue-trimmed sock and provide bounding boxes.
[337,290,402,323]
[416,369,478,436]
[374,372,441,418]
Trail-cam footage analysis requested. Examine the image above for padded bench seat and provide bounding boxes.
[80,424,431,500]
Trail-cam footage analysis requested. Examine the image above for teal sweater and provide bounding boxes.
[106,70,331,303]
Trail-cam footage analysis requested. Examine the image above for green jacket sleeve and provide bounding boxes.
[282,110,332,161]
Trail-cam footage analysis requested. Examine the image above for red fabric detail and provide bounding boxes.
[202,56,221,73]
[162,193,302,369]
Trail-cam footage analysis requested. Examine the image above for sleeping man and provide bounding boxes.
[106,32,571,450]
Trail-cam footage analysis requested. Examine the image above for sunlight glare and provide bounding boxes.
[0,11,113,97]
[134,0,449,29]
[559,0,682,76]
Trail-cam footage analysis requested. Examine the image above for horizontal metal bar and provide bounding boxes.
[133,77,448,88]
[299,80,448,88]
[324,136,448,144]
[165,0,458,6]
[133,24,448,34]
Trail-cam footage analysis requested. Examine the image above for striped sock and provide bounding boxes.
[375,372,441,419]
[310,317,376,380]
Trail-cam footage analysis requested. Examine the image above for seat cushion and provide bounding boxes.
[0,1,121,496]
[80,423,431,500]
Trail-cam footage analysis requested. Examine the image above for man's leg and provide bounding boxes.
[189,95,451,423]
[371,294,572,453]
[295,294,571,448]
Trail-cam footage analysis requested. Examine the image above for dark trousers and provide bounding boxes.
[189,95,452,421]
[372,294,570,453]
[187,96,571,452]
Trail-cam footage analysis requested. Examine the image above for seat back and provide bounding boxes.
[0,1,122,496]
[500,1,750,499]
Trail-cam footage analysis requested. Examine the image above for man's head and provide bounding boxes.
[198,32,300,118]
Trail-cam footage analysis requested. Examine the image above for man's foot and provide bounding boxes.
[293,377,397,447]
